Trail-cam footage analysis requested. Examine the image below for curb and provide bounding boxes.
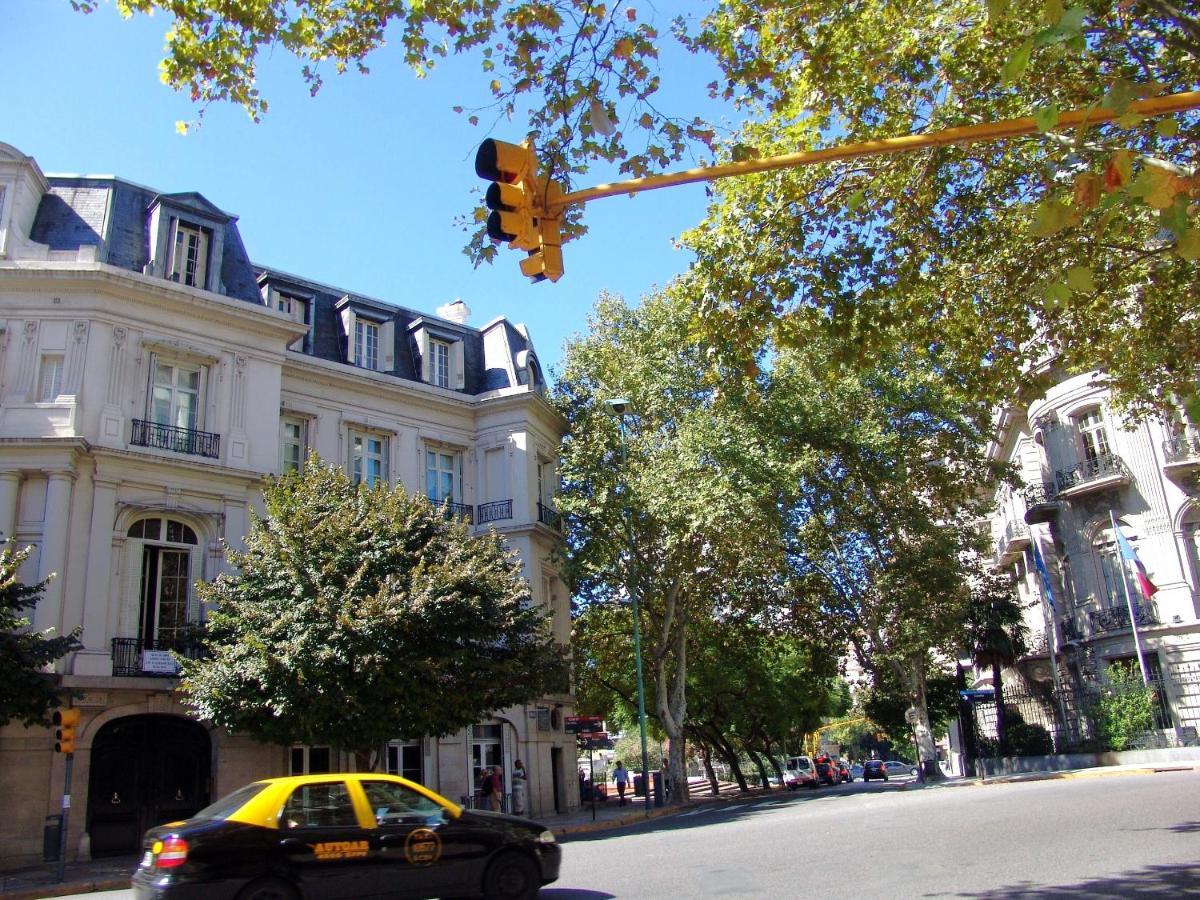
[978,764,1198,785]
[1,876,129,900]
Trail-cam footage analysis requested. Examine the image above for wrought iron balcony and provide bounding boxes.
[476,499,513,525]
[131,419,220,459]
[111,635,205,677]
[1060,616,1081,643]
[438,500,475,524]
[537,501,563,532]
[1089,600,1159,635]
[1162,433,1200,481]
[995,520,1031,566]
[1022,482,1060,524]
[1055,453,1131,497]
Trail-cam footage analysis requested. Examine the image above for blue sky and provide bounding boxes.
[4,1,737,376]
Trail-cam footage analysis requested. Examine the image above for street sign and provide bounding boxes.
[904,706,919,725]
[564,715,603,734]
[959,689,996,701]
[578,731,608,742]
[581,737,615,750]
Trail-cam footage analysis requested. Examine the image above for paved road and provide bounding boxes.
[549,772,1200,898]
[43,772,1200,899]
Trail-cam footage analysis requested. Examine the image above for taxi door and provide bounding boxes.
[357,779,486,898]
[276,780,378,899]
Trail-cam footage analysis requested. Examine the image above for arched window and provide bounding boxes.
[125,517,200,648]
[1181,506,1200,594]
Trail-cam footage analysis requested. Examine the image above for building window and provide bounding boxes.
[127,517,199,648]
[385,740,424,784]
[470,723,503,793]
[290,746,333,776]
[1093,525,1129,608]
[351,430,388,487]
[170,221,210,288]
[425,449,460,504]
[281,416,306,473]
[1075,409,1112,463]
[151,360,202,430]
[431,339,451,388]
[38,354,64,402]
[276,293,312,352]
[355,319,379,370]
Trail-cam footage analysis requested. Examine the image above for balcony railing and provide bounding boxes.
[1089,600,1159,635]
[438,501,475,525]
[111,635,205,677]
[1054,453,1130,495]
[131,419,220,459]
[1061,616,1081,643]
[995,519,1031,566]
[537,501,563,532]
[1163,433,1200,465]
[476,500,514,524]
[1021,482,1060,524]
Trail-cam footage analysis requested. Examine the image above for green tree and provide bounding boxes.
[964,568,1029,756]
[0,542,81,727]
[181,457,563,769]
[557,289,795,805]
[1090,660,1156,751]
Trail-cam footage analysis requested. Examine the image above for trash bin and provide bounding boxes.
[652,770,664,807]
[633,774,646,797]
[43,814,62,862]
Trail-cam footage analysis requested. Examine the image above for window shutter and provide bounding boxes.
[380,321,395,371]
[339,308,355,362]
[117,538,144,640]
[453,340,465,389]
[419,331,431,383]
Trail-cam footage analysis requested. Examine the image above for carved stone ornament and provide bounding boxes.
[73,320,89,342]
[112,326,127,346]
[23,320,38,341]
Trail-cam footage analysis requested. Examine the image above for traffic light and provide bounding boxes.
[53,708,80,754]
[475,138,566,282]
[476,139,539,251]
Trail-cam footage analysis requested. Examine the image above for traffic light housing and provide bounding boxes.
[53,708,80,754]
[475,139,566,283]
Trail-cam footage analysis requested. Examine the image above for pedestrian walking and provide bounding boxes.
[512,759,528,815]
[613,761,629,805]
[480,765,504,811]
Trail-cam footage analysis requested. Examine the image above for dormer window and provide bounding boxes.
[170,221,210,288]
[431,339,451,388]
[355,319,380,370]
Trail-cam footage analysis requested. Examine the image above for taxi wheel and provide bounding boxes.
[482,851,540,900]
[236,877,299,900]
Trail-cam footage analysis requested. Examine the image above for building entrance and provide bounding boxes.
[86,714,211,855]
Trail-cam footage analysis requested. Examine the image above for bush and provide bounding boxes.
[1090,662,1155,752]
[1006,722,1054,756]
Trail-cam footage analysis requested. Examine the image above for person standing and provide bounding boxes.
[512,759,528,815]
[613,761,629,806]
[486,765,504,811]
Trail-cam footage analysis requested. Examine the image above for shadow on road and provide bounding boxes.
[540,890,617,899]
[954,862,1200,898]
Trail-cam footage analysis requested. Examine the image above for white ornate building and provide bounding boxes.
[984,365,1200,745]
[0,142,578,867]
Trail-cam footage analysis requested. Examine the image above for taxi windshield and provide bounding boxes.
[191,782,270,821]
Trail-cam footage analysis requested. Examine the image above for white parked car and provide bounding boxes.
[883,760,919,777]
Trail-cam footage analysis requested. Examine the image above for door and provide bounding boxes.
[278,781,376,899]
[359,779,487,898]
[87,715,211,855]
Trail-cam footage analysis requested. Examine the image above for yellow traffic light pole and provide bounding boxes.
[553,90,1200,211]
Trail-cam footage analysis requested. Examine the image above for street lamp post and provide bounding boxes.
[605,397,652,815]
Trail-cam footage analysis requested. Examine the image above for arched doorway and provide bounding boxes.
[86,715,211,856]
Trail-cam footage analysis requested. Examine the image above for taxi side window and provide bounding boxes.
[362,781,447,826]
[281,782,359,829]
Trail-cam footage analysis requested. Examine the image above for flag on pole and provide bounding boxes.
[1113,523,1158,599]
[1030,540,1058,613]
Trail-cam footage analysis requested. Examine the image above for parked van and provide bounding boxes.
[785,755,819,790]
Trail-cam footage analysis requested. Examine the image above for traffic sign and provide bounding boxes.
[564,715,603,734]
[579,731,608,742]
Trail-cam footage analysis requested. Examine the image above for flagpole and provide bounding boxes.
[1109,510,1152,686]
[1031,538,1072,743]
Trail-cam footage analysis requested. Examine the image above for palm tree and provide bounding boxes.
[966,571,1028,757]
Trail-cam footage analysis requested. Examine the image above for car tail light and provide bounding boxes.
[154,836,189,868]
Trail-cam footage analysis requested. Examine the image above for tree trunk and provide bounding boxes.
[651,582,690,806]
[993,657,1008,758]
[907,657,945,781]
[700,742,721,795]
[765,743,785,784]
[746,748,772,790]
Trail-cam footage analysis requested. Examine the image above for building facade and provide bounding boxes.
[0,142,578,867]
[982,367,1200,747]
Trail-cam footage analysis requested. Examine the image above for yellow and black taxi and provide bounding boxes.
[131,773,560,900]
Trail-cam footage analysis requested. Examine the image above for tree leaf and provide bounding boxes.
[1033,105,1059,132]
[1065,265,1094,293]
[1001,38,1033,87]
[1177,228,1200,261]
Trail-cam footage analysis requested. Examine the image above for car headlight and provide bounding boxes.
[534,829,557,844]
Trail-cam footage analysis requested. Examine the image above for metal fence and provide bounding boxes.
[969,661,1200,754]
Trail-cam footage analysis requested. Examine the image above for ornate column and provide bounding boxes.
[0,470,20,542]
[73,475,119,676]
[33,470,76,634]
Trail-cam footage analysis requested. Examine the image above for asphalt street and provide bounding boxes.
[41,772,1200,899]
